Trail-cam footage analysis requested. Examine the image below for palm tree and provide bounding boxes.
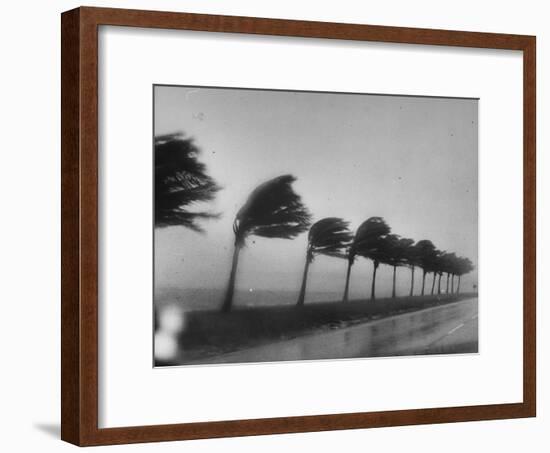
[440,252,457,294]
[415,240,438,296]
[431,268,437,296]
[155,133,221,231]
[451,253,463,293]
[434,251,448,295]
[383,235,414,298]
[455,257,474,294]
[353,217,391,300]
[342,231,361,303]
[451,270,457,293]
[221,174,311,312]
[342,249,356,303]
[405,241,421,296]
[297,218,353,306]
[429,250,444,295]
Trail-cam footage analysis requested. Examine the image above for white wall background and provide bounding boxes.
[0,0,546,451]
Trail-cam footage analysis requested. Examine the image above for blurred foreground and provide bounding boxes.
[155,294,478,366]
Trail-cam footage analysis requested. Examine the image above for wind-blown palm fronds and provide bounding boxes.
[437,252,457,294]
[415,239,438,296]
[430,251,445,295]
[296,218,353,306]
[383,235,415,298]
[351,217,391,300]
[448,254,458,293]
[155,133,221,232]
[232,174,312,245]
[222,174,312,312]
[356,217,391,300]
[455,256,474,294]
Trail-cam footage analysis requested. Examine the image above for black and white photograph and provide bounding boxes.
[153,85,478,367]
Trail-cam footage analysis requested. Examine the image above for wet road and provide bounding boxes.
[191,298,478,364]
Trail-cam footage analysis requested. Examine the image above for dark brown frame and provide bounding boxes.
[61,6,536,446]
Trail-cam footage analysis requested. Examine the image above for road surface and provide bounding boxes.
[190,297,478,364]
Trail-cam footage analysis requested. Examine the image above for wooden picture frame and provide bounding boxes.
[61,6,536,446]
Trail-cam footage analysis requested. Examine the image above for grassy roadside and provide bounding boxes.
[158,293,477,365]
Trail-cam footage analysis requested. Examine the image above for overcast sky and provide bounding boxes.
[154,85,478,299]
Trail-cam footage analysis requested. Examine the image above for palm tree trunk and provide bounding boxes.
[451,274,455,293]
[457,275,461,294]
[431,272,436,295]
[421,270,427,296]
[221,243,241,312]
[437,273,442,294]
[446,273,450,294]
[392,265,397,298]
[409,266,415,297]
[296,253,311,306]
[342,260,353,302]
[371,261,379,300]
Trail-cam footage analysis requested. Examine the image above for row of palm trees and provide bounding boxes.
[220,174,474,312]
[298,216,475,307]
[154,133,474,313]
